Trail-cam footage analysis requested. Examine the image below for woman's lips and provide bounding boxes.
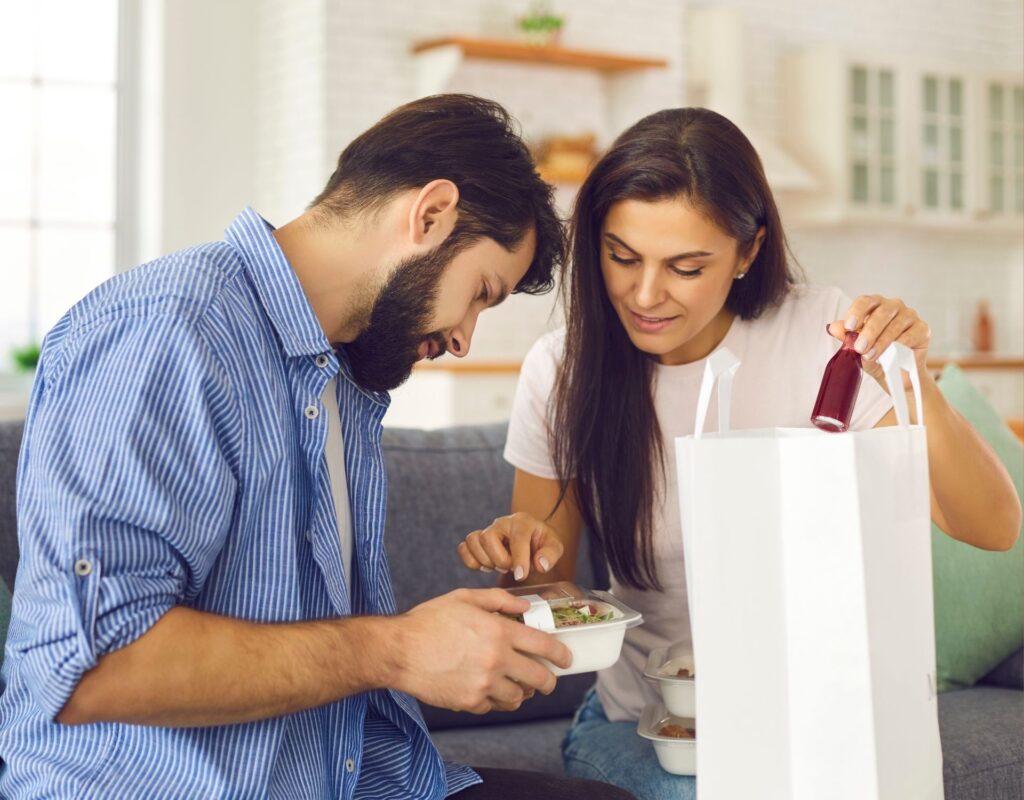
[629,310,678,334]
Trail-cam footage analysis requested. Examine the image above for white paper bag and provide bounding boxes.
[675,344,944,800]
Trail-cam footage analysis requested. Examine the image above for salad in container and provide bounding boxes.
[637,702,697,776]
[643,642,696,718]
[507,582,642,676]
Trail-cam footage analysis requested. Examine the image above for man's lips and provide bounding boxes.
[417,339,443,360]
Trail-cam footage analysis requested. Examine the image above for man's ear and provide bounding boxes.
[408,179,459,246]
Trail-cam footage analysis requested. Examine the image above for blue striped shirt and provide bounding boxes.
[0,208,480,799]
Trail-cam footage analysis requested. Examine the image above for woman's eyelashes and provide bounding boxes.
[607,252,704,278]
[477,282,490,304]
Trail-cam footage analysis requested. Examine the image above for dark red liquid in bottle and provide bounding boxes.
[811,330,863,433]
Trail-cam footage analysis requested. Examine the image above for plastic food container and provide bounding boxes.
[508,582,642,676]
[643,642,696,718]
[637,702,697,776]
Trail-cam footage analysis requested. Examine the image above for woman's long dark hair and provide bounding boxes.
[552,108,797,590]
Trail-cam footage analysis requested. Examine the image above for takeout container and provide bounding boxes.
[643,642,696,718]
[637,703,697,776]
[508,582,642,676]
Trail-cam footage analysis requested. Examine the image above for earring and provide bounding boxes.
[735,272,746,280]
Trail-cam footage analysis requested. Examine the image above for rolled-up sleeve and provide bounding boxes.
[8,312,240,719]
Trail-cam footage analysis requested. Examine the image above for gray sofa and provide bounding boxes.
[1,420,1021,798]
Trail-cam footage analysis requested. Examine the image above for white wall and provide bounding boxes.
[133,0,1022,423]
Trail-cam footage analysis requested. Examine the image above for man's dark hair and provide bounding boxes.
[312,94,564,296]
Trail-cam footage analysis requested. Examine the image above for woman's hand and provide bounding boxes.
[457,512,565,583]
[828,295,931,392]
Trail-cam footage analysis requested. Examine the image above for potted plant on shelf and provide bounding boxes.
[517,1,564,46]
[11,343,41,374]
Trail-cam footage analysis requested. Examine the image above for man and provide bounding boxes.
[0,95,634,800]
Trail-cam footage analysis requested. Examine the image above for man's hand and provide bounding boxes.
[390,587,572,714]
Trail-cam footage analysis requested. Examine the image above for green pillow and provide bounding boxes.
[0,577,11,672]
[932,364,1024,692]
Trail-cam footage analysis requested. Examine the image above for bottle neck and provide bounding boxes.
[841,330,860,351]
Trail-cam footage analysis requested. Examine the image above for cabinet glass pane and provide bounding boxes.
[879,71,894,108]
[990,130,1004,168]
[923,124,939,162]
[0,226,33,356]
[949,80,963,117]
[1014,132,1023,171]
[851,162,869,203]
[35,226,113,334]
[879,117,894,157]
[989,84,1004,122]
[950,172,963,210]
[1015,177,1023,214]
[990,175,1004,212]
[949,126,963,163]
[924,170,939,208]
[924,77,938,114]
[851,68,868,106]
[1014,87,1023,125]
[37,84,116,224]
[880,166,895,205]
[851,114,869,154]
[0,84,33,220]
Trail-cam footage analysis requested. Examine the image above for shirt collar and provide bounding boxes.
[224,207,332,359]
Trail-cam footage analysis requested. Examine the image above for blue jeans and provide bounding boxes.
[562,689,696,800]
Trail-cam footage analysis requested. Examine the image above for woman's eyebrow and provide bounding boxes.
[603,232,714,261]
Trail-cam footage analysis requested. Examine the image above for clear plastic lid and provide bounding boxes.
[637,703,697,743]
[506,581,643,632]
[644,642,696,682]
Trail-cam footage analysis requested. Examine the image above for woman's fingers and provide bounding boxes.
[464,530,497,572]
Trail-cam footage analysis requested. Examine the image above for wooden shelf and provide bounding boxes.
[411,36,668,73]
[416,356,1024,375]
[926,355,1024,371]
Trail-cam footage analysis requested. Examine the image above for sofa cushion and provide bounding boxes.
[0,576,11,671]
[931,365,1024,692]
[381,423,606,730]
[978,647,1023,691]
[938,686,1024,800]
[432,717,570,775]
[0,420,22,590]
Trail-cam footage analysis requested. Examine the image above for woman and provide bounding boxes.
[457,108,1021,800]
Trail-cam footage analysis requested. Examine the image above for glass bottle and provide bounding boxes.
[811,330,863,433]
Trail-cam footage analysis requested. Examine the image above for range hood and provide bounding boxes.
[687,7,818,193]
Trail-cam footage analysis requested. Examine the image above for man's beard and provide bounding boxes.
[343,241,455,393]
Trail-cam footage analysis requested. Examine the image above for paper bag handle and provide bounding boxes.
[694,347,741,438]
[877,342,924,428]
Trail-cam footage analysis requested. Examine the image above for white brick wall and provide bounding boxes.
[240,0,1022,423]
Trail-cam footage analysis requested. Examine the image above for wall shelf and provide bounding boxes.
[410,36,667,73]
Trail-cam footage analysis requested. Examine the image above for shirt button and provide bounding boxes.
[304,404,320,420]
[315,354,330,368]
[305,529,313,542]
[345,758,355,773]
[73,559,93,577]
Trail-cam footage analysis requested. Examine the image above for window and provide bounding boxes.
[985,81,1024,215]
[848,65,897,208]
[0,0,118,368]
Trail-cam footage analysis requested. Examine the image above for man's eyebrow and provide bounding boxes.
[603,232,714,261]
[492,276,511,307]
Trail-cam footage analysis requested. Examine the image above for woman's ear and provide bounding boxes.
[739,226,767,274]
[408,179,460,245]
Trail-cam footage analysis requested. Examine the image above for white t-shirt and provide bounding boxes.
[323,378,354,596]
[503,285,894,722]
